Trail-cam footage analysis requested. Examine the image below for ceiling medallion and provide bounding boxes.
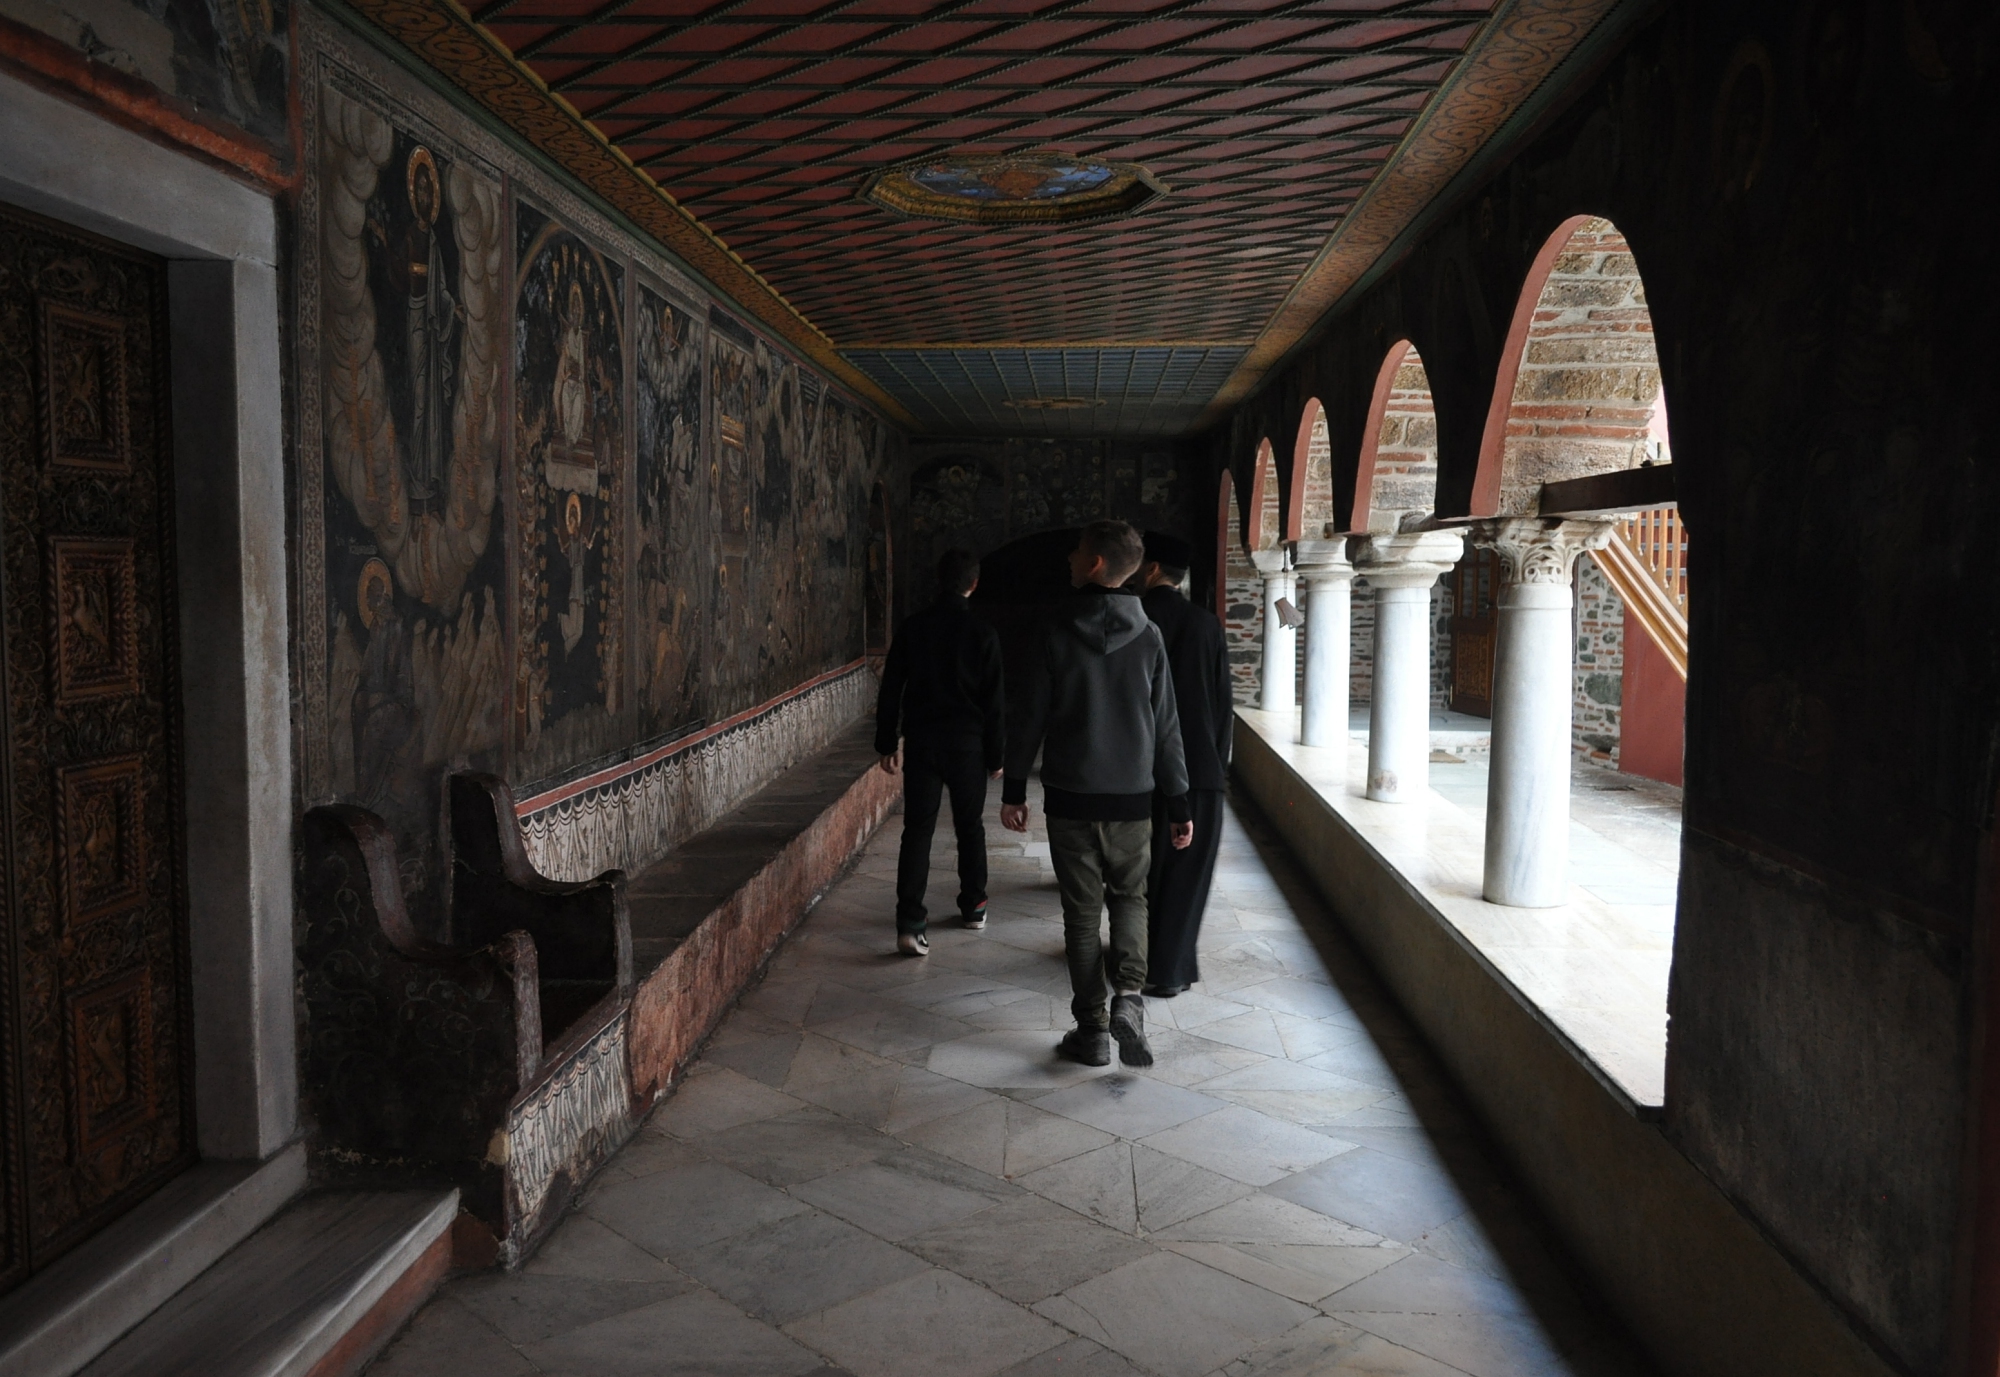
[860,152,1166,226]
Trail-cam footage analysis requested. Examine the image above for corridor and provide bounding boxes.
[370,792,1651,1377]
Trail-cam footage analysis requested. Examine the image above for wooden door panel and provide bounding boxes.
[0,202,193,1294]
[1449,548,1497,719]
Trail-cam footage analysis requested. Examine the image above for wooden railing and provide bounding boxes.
[1593,505,1688,679]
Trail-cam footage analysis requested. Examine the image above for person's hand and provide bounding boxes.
[1171,821,1194,850]
[989,768,1004,779]
[879,751,900,776]
[1001,803,1030,832]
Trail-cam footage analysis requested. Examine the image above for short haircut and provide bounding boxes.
[937,547,980,595]
[1078,519,1145,585]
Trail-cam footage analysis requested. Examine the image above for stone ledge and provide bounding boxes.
[0,1144,307,1377]
[1229,715,1890,1377]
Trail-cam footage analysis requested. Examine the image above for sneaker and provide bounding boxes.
[1055,1027,1110,1066]
[962,903,987,931]
[1109,995,1154,1068]
[896,931,929,957]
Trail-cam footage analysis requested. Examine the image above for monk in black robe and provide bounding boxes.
[1137,531,1232,995]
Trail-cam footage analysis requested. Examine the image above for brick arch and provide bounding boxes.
[1350,341,1440,534]
[1289,399,1333,542]
[1246,437,1282,551]
[1473,214,1667,516]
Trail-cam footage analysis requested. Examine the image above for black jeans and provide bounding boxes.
[895,742,991,935]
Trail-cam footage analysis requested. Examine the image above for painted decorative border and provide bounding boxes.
[330,0,913,428]
[504,1007,632,1257]
[1199,0,1623,424]
[517,661,874,881]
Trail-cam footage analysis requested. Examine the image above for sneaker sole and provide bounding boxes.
[1109,1017,1154,1068]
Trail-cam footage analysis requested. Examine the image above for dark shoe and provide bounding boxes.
[1056,1027,1110,1066]
[1109,995,1154,1068]
[1142,983,1189,999]
[962,903,987,931]
[897,931,929,957]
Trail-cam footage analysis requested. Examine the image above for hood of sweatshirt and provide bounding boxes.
[1060,587,1152,655]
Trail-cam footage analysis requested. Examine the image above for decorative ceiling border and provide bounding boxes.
[339,0,916,428]
[1195,0,1625,430]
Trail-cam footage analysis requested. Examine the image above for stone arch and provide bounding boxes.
[1351,341,1440,534]
[1247,437,1282,551]
[1290,400,1333,541]
[1474,215,1667,517]
[1219,467,1260,703]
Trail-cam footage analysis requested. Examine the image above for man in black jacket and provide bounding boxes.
[876,548,1006,957]
[1137,531,1233,996]
[1002,520,1192,1068]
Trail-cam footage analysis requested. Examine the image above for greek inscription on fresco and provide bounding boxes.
[515,202,624,777]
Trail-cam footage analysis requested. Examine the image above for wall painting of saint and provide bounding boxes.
[514,201,625,779]
[319,89,507,913]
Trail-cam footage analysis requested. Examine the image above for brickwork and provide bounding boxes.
[1364,348,1440,532]
[1301,410,1334,536]
[1498,219,1664,515]
[1255,443,1282,550]
[1574,554,1624,762]
[1222,484,1261,705]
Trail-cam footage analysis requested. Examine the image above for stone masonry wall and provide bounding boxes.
[1497,219,1663,515]
[1574,555,1623,763]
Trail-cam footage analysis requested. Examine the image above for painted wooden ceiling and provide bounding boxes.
[356,0,1624,434]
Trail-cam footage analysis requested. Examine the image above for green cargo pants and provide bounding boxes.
[1046,817,1152,1031]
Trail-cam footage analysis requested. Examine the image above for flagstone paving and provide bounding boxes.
[368,785,1654,1377]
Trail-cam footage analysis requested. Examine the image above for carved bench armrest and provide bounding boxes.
[299,805,546,1154]
[449,773,634,993]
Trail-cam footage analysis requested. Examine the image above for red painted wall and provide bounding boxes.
[1619,609,1684,786]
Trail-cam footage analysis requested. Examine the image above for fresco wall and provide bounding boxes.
[0,0,291,145]
[294,12,894,915]
[903,438,1188,604]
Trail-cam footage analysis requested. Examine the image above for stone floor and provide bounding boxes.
[1241,708,1679,1108]
[368,782,1654,1377]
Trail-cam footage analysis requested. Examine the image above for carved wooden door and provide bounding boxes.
[0,202,193,1296]
[1449,547,1497,718]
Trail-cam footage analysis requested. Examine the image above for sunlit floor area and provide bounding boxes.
[368,785,1653,1377]
[1244,708,1679,1108]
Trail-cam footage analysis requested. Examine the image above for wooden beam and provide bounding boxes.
[1539,465,1676,517]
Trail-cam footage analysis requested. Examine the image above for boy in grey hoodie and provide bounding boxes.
[1001,520,1193,1067]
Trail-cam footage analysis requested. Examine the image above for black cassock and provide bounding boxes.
[1141,585,1233,991]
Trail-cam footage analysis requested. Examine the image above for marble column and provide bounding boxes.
[1295,536,1354,749]
[1351,532,1463,803]
[1471,518,1614,907]
[1252,548,1297,715]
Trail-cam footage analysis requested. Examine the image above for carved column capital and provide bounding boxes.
[1293,537,1353,588]
[1249,548,1289,576]
[1468,518,1613,587]
[1351,531,1464,589]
